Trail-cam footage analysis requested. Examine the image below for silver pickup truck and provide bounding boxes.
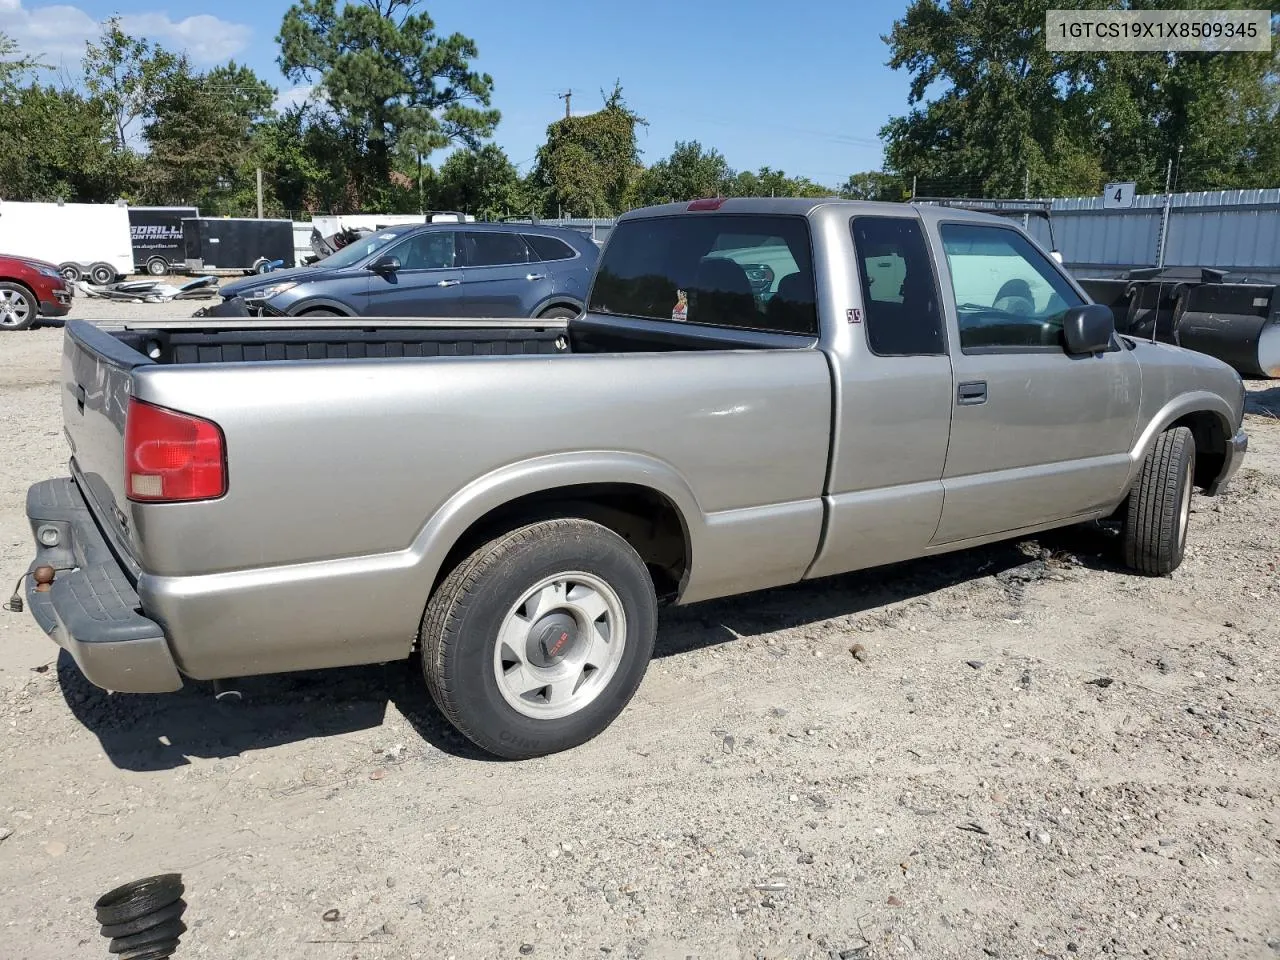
[20,198,1248,758]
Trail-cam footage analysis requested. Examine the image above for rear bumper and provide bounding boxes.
[24,478,183,693]
[1206,429,1248,496]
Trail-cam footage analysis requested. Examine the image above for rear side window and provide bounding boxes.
[524,234,578,261]
[461,232,532,267]
[588,215,817,335]
[850,217,945,355]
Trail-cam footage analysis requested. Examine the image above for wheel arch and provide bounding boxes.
[531,294,584,318]
[1127,392,1235,494]
[416,454,703,610]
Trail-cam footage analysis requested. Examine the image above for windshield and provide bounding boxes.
[316,231,402,269]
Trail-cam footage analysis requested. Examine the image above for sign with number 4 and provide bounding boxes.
[1103,182,1136,209]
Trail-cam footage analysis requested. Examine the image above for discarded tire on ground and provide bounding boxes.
[94,873,187,959]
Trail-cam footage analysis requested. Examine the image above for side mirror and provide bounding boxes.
[1063,302,1115,355]
[369,254,401,274]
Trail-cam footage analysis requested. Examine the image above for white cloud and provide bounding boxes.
[3,1,250,70]
[119,13,250,66]
[273,84,317,113]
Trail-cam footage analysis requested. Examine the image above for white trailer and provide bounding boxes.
[0,200,134,284]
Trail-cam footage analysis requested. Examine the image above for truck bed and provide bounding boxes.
[93,314,817,365]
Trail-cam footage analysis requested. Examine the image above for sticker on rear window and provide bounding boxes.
[672,289,688,322]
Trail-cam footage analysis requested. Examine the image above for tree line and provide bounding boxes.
[1,0,1276,221]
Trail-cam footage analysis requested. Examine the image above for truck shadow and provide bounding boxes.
[57,526,1120,771]
[1245,385,1279,418]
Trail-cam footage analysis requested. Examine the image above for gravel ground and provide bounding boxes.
[1,307,1278,960]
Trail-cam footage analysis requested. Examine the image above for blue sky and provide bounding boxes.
[5,0,917,185]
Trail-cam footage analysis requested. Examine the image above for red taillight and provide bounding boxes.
[687,197,726,211]
[124,398,226,502]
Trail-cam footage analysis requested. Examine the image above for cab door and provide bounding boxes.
[929,220,1141,544]
[455,231,550,317]
[804,212,956,579]
[365,229,464,317]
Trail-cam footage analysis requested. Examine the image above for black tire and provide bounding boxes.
[0,281,38,331]
[253,259,271,274]
[421,518,657,759]
[1122,426,1196,576]
[95,874,184,926]
[301,308,342,317]
[146,258,169,277]
[58,263,82,283]
[537,305,579,320]
[89,262,117,286]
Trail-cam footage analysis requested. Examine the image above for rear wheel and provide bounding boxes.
[421,518,657,759]
[301,308,342,317]
[0,282,37,331]
[58,263,82,283]
[146,258,169,277]
[537,305,579,320]
[1122,426,1195,576]
[89,262,117,285]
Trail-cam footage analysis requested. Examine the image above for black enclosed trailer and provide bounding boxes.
[182,217,295,274]
[128,206,199,276]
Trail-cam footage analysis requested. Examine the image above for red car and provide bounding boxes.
[0,253,73,331]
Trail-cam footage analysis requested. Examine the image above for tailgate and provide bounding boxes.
[61,320,151,574]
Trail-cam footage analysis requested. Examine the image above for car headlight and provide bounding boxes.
[246,281,298,301]
[38,266,61,279]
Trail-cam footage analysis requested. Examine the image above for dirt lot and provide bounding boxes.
[1,305,1278,960]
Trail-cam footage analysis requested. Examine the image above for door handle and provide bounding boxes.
[957,380,987,405]
[525,273,546,281]
[436,279,460,287]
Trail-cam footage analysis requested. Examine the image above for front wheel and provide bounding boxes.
[1122,426,1195,576]
[0,282,37,331]
[421,519,657,759]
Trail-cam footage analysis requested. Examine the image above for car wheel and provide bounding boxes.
[58,263,82,283]
[421,518,658,759]
[89,262,117,286]
[253,259,271,275]
[146,258,169,277]
[537,305,579,320]
[1122,426,1195,576]
[0,282,37,331]
[301,308,342,317]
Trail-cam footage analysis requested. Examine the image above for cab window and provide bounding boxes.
[940,223,1083,352]
[587,215,817,335]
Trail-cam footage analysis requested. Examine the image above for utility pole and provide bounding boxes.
[255,167,264,219]
[1156,155,1174,268]
[558,89,572,119]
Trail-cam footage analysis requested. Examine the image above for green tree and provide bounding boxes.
[633,140,733,206]
[277,0,500,208]
[530,83,646,217]
[841,171,908,201]
[434,144,522,219]
[727,166,834,198]
[83,17,181,151]
[142,60,277,211]
[880,0,1279,197]
[255,105,366,214]
[0,84,121,201]
[1,30,45,92]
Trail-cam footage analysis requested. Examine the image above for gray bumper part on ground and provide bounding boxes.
[1206,429,1249,496]
[24,478,183,693]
